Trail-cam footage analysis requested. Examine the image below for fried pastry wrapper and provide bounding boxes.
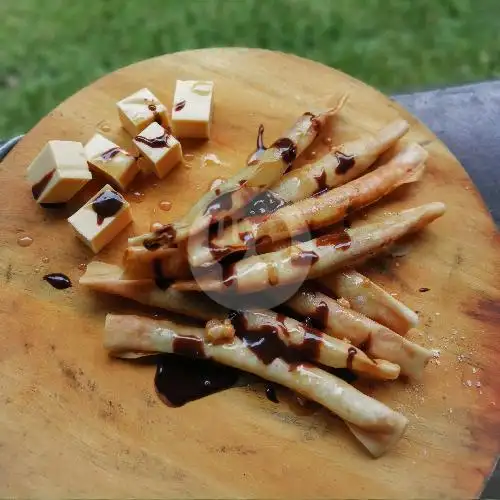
[285,285,431,380]
[122,246,191,280]
[129,99,346,250]
[189,142,426,268]
[104,314,408,457]
[174,202,446,294]
[234,309,400,380]
[80,261,227,320]
[319,269,418,334]
[272,118,410,204]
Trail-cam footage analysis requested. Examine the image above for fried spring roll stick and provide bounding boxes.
[189,143,427,268]
[80,262,399,379]
[122,246,191,280]
[236,309,400,380]
[174,202,446,293]
[80,261,227,320]
[318,270,419,334]
[285,286,431,379]
[129,99,346,250]
[105,314,408,457]
[271,118,410,204]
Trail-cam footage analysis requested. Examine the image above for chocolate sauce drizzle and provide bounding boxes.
[313,169,329,197]
[204,216,235,261]
[291,250,319,267]
[100,147,121,161]
[229,310,321,368]
[346,347,357,371]
[272,137,297,168]
[32,169,55,200]
[147,103,163,125]
[152,259,172,290]
[316,230,351,250]
[222,262,238,289]
[43,273,72,290]
[135,131,172,149]
[334,151,356,175]
[144,224,177,251]
[245,191,286,217]
[204,189,236,217]
[92,190,124,225]
[153,311,358,409]
[303,111,321,132]
[247,124,267,165]
[303,300,329,331]
[174,100,186,112]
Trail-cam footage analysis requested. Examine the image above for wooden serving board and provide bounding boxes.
[0,48,499,499]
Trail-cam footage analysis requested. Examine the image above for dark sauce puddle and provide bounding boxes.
[154,311,357,409]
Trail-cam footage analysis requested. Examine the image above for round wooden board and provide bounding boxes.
[0,48,499,499]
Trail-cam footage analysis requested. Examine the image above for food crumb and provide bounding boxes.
[476,381,482,388]
[435,312,440,316]
[431,349,440,358]
[336,297,351,309]
[465,380,472,387]
[419,287,430,292]
[472,367,478,374]
[205,319,235,344]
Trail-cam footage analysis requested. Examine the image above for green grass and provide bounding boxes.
[1,0,500,137]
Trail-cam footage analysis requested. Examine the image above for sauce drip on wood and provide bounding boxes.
[92,190,124,225]
[155,354,240,407]
[43,273,72,290]
[265,384,279,403]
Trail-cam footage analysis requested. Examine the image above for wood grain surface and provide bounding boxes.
[0,48,499,499]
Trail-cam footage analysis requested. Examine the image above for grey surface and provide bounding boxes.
[1,82,499,498]
[395,81,500,226]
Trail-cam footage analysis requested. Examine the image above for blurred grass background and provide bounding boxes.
[1,0,500,137]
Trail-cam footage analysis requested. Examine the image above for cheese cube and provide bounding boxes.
[171,80,214,139]
[68,184,132,253]
[84,133,139,190]
[27,141,92,204]
[117,88,170,136]
[133,122,183,179]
